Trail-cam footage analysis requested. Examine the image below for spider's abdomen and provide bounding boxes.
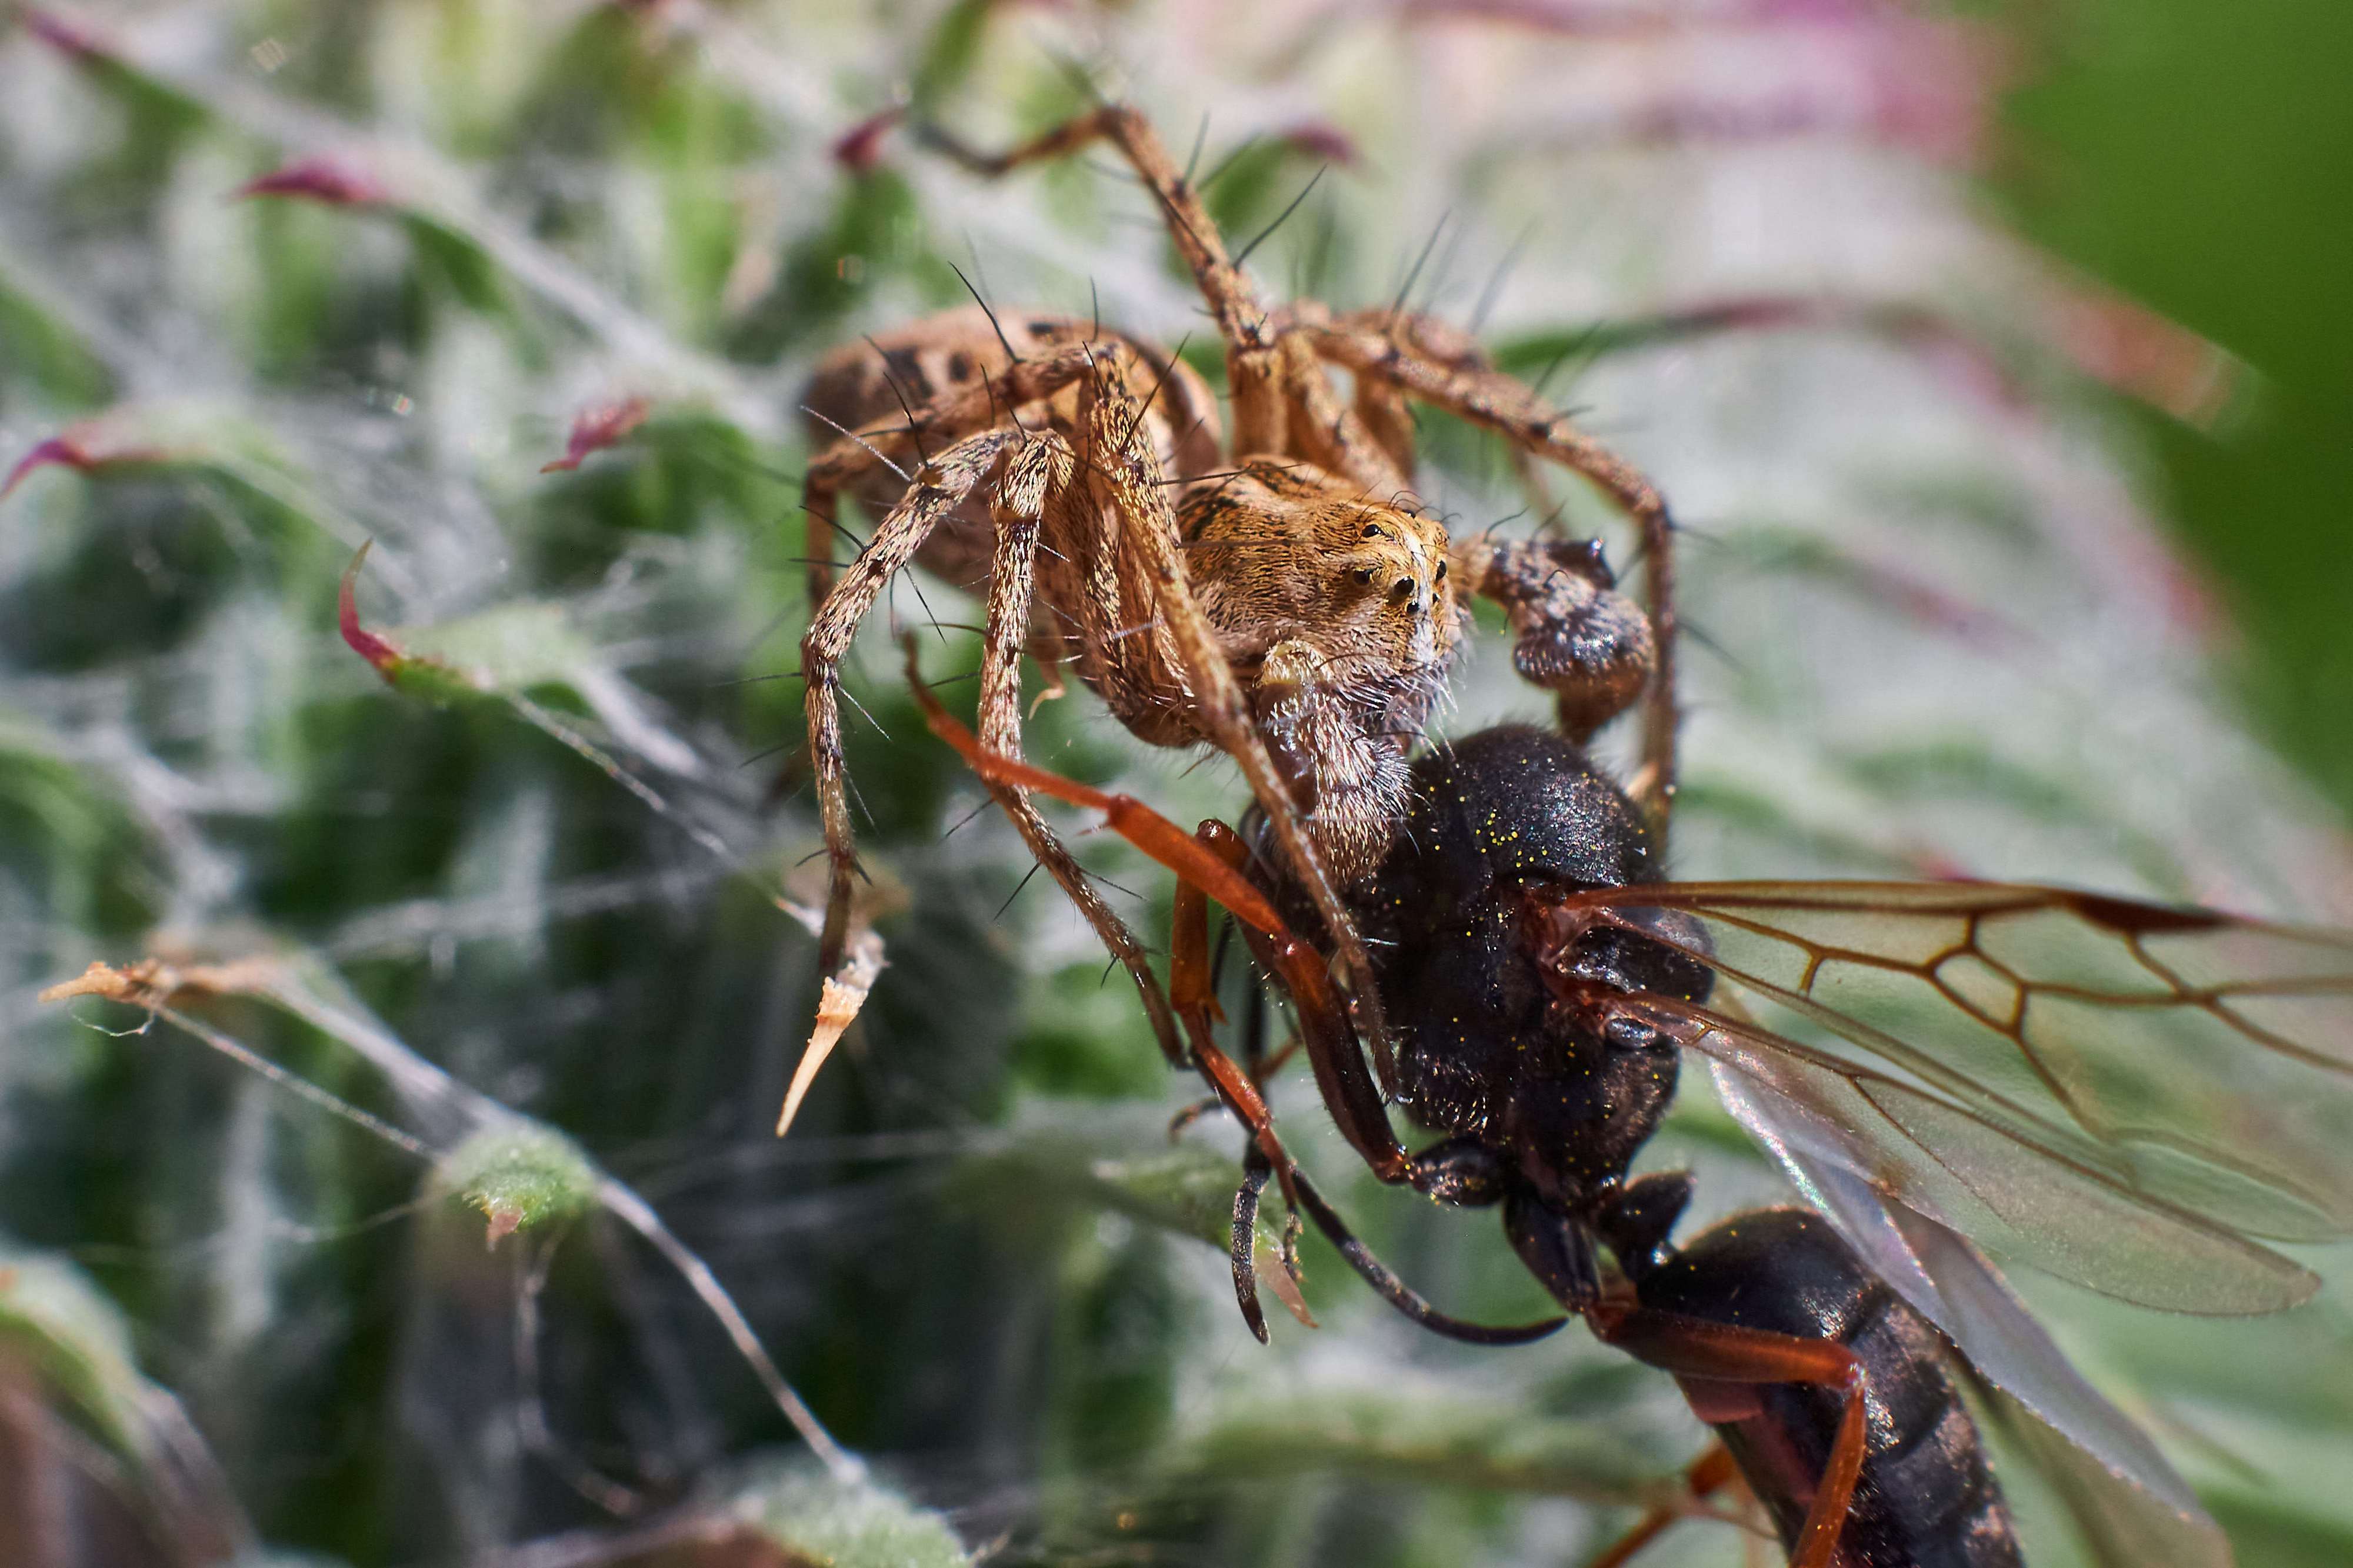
[801,307,1220,584]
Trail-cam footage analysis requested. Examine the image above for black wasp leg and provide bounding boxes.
[1406,1136,1512,1206]
[1505,1190,1604,1313]
[1292,1169,1569,1346]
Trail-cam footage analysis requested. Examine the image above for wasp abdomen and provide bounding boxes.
[1636,1209,2023,1568]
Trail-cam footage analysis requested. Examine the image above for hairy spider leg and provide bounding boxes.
[1301,307,1686,840]
[801,420,1184,1063]
[802,342,1105,654]
[919,106,1407,493]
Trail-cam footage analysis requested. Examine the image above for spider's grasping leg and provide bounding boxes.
[912,647,1567,1346]
[973,438,1185,1065]
[801,425,1181,1066]
[1458,535,1655,746]
[1301,310,1685,840]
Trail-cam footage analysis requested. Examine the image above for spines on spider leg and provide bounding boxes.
[968,435,1189,1067]
[801,430,1015,972]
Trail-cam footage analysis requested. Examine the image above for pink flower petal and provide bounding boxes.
[832,107,906,174]
[235,157,389,207]
[540,397,651,473]
[338,542,406,678]
[24,8,111,61]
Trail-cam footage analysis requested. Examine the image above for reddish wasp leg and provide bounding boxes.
[1593,1307,1866,1568]
[1167,1040,1301,1139]
[908,652,1412,1180]
[1168,869,1304,1205]
[1191,821,1412,1182]
[1168,873,1228,1037]
[1584,1444,1739,1568]
[908,657,1278,924]
[1161,870,1232,1127]
[1180,1030,1288,1186]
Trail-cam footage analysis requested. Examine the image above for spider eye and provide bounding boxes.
[1353,567,1377,585]
[1434,561,1448,583]
[1361,523,1382,538]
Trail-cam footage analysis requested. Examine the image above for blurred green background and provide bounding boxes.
[2000,0,2353,817]
[2,2,2349,1567]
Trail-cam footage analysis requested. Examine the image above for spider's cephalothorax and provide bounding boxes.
[805,315,1464,887]
[797,106,1677,1068]
[1172,459,1460,882]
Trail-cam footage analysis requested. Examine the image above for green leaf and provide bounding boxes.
[436,1120,599,1244]
[736,1458,971,1568]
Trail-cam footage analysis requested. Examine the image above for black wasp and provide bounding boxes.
[906,640,2353,1568]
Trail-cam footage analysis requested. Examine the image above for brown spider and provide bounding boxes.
[796,106,1678,1073]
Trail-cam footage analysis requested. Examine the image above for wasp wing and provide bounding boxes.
[1618,987,2314,1311]
[1574,881,2353,1290]
[1715,1063,2232,1568]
